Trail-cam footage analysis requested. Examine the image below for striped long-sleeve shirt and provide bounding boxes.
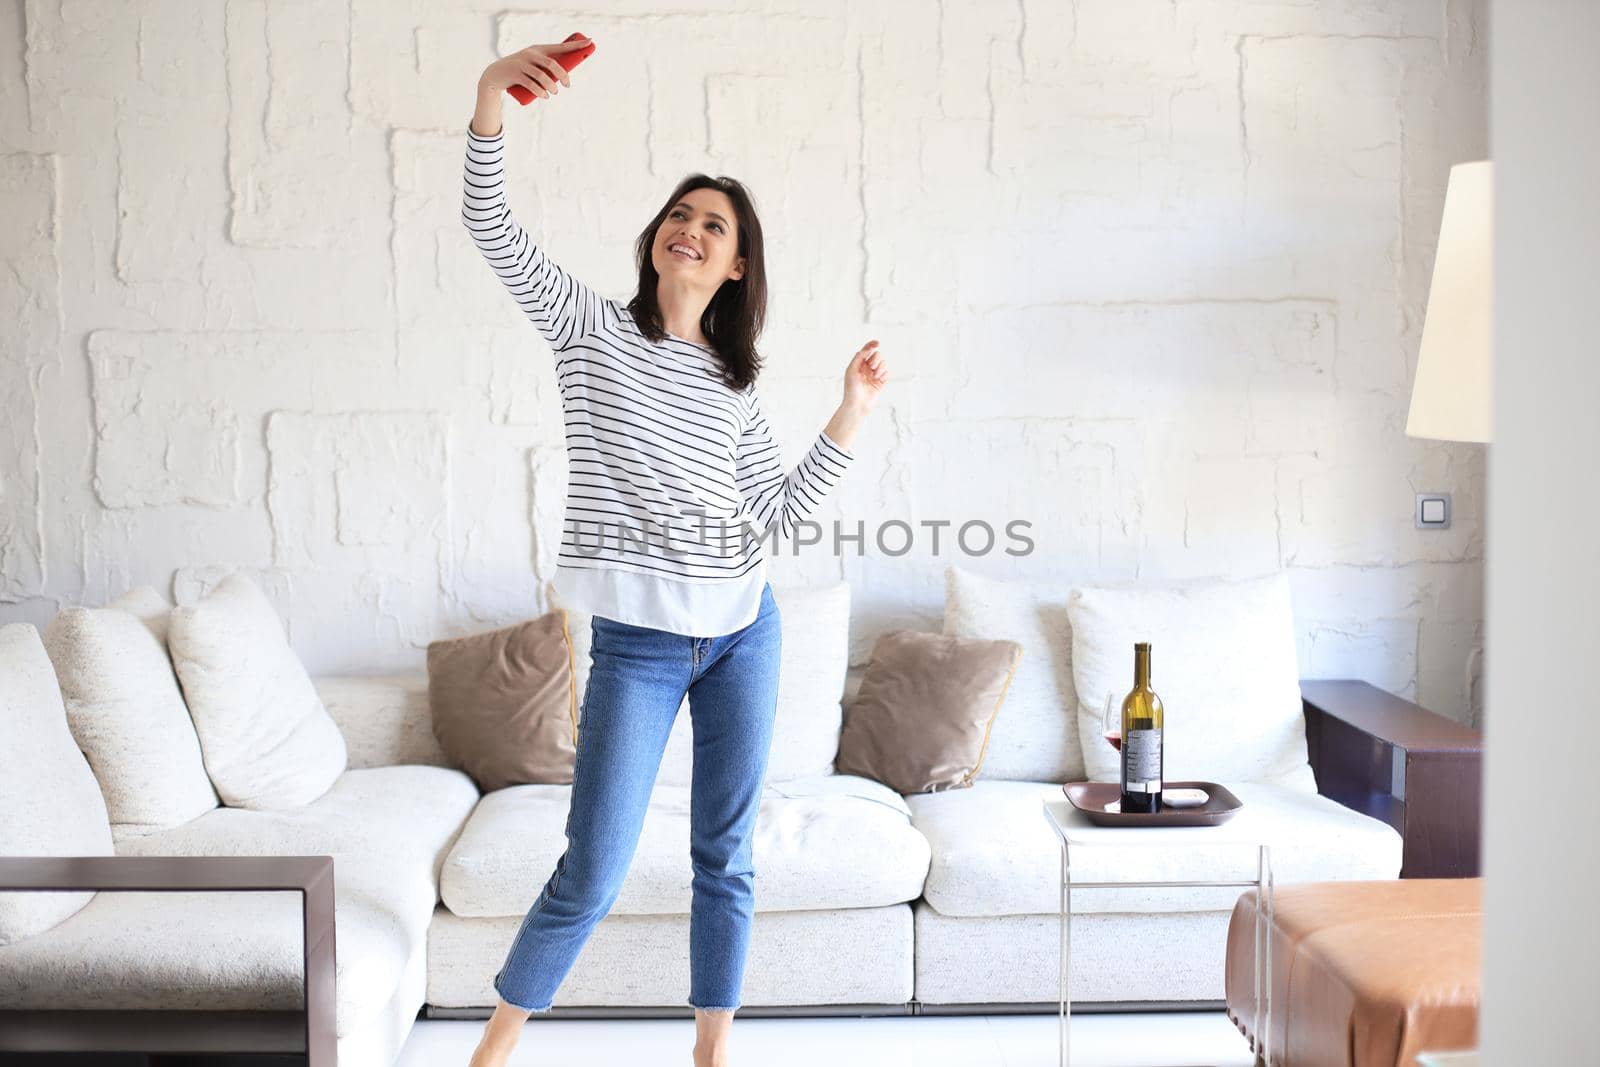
[461,124,855,637]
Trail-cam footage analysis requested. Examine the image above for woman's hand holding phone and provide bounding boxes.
[478,35,593,105]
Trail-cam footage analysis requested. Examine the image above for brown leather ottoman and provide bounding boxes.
[1225,878,1481,1067]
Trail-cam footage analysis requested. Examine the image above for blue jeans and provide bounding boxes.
[493,581,783,1015]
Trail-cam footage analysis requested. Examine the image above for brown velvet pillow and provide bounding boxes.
[426,610,578,793]
[835,629,1023,795]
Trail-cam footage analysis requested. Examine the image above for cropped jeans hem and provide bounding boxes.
[496,989,555,1013]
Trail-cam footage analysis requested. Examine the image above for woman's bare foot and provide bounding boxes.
[469,998,533,1067]
[468,1036,512,1067]
[692,1007,734,1067]
[692,1041,730,1067]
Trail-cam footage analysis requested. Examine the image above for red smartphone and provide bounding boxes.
[506,32,595,105]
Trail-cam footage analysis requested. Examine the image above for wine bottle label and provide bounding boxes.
[1124,728,1162,793]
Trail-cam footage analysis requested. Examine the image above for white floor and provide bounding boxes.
[397,1010,1256,1067]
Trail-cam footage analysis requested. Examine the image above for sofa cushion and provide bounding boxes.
[913,900,1234,1004]
[167,571,348,809]
[426,902,915,1010]
[440,772,930,917]
[836,629,1023,794]
[549,579,851,786]
[426,611,578,792]
[114,764,479,876]
[43,588,221,839]
[87,763,479,1033]
[942,565,1084,782]
[906,779,1402,916]
[0,624,116,948]
[1068,571,1317,790]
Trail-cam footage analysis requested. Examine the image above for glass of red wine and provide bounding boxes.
[1100,689,1122,754]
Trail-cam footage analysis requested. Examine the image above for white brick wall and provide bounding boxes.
[0,0,1487,725]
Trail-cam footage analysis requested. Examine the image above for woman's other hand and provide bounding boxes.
[843,340,887,414]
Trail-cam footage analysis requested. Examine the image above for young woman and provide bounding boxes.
[462,38,888,1067]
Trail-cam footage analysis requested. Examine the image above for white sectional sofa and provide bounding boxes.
[0,568,1410,1066]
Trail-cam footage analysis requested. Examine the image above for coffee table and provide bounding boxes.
[1041,796,1275,1066]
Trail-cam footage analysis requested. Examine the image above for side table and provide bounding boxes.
[1041,797,1275,1067]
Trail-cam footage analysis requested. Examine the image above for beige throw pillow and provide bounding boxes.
[426,610,578,793]
[836,630,1023,795]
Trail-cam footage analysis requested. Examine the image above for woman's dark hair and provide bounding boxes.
[626,174,767,393]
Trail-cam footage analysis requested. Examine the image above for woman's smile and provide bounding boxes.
[667,242,702,263]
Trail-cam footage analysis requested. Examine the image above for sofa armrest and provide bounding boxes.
[1300,680,1483,878]
[0,855,336,1064]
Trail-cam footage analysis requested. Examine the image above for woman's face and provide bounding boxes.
[654,188,744,287]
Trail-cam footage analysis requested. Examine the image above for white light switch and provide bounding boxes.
[1416,492,1452,529]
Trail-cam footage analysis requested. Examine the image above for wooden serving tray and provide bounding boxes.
[1060,780,1244,827]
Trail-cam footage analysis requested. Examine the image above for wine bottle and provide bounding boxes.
[1120,641,1164,813]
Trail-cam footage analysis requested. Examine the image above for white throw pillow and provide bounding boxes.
[44,587,220,837]
[109,584,175,644]
[942,566,1084,782]
[167,572,347,809]
[0,624,115,947]
[758,580,852,782]
[546,579,850,785]
[1067,571,1315,790]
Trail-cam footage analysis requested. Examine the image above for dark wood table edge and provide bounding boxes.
[0,854,336,1065]
[1301,680,1482,752]
[1301,679,1484,878]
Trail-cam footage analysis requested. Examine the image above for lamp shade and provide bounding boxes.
[1406,159,1493,444]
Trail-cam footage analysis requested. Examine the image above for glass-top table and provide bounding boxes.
[1040,796,1277,1066]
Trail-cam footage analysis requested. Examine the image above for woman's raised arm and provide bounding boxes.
[462,41,608,353]
[734,386,857,544]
